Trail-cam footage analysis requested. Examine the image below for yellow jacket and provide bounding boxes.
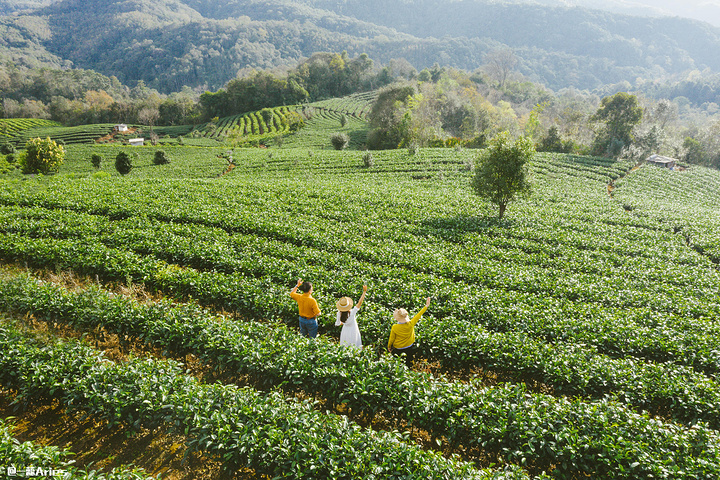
[388,305,427,350]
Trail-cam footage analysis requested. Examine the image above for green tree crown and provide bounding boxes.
[591,92,643,156]
[471,132,534,219]
[115,151,133,176]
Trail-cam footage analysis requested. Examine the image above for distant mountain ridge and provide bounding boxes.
[533,0,720,28]
[1,0,719,93]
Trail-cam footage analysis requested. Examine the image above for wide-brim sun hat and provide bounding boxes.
[394,308,409,323]
[336,296,354,311]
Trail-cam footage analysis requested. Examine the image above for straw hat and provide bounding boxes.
[394,308,409,323]
[336,296,354,312]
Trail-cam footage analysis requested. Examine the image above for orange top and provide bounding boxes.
[290,292,321,319]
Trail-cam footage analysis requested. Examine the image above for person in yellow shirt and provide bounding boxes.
[387,297,431,367]
[290,278,321,338]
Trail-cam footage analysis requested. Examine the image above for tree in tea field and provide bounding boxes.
[0,143,15,155]
[91,153,102,169]
[472,132,533,220]
[538,126,572,153]
[683,137,706,165]
[367,84,416,149]
[591,92,643,157]
[115,151,132,175]
[153,150,170,165]
[260,108,274,125]
[282,111,305,132]
[331,132,349,150]
[20,137,64,174]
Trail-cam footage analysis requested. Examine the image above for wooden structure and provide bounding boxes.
[646,154,677,169]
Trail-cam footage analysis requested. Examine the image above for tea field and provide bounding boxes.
[0,91,376,151]
[0,141,719,479]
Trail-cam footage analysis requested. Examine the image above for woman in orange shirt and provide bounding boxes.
[387,297,431,367]
[290,278,321,338]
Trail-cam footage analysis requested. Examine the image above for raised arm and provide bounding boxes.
[355,284,368,309]
[410,297,432,325]
[290,278,302,296]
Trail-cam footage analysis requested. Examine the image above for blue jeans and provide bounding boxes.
[299,316,318,338]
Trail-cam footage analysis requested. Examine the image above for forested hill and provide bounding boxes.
[1,0,720,93]
[0,0,55,14]
[305,0,720,69]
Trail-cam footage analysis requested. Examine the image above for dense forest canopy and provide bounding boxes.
[1,0,720,93]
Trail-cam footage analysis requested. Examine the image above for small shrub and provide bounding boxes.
[91,153,102,169]
[153,150,170,165]
[331,132,350,150]
[20,137,65,174]
[445,137,462,148]
[362,152,374,168]
[115,151,132,175]
[5,154,15,164]
[340,114,347,127]
[407,143,420,155]
[0,143,15,155]
[465,135,486,149]
[283,111,305,132]
[260,108,274,124]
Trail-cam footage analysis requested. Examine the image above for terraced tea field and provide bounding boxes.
[0,144,719,479]
[0,91,376,153]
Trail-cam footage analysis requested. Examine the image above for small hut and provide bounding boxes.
[646,154,677,169]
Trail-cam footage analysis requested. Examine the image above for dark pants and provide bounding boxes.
[299,316,318,339]
[392,343,416,367]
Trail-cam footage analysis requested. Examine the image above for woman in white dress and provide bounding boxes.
[335,285,367,348]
